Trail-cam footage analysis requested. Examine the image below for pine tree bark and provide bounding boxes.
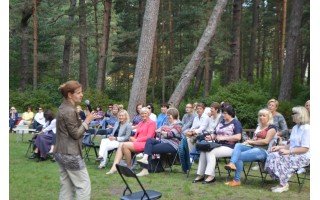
[203,49,211,97]
[61,0,77,82]
[168,0,174,96]
[19,2,34,90]
[279,0,287,75]
[278,0,304,101]
[93,0,99,67]
[79,0,89,89]
[169,0,228,107]
[127,0,160,119]
[247,0,259,83]
[193,66,204,93]
[33,0,38,90]
[228,0,242,84]
[96,0,112,92]
[271,0,281,90]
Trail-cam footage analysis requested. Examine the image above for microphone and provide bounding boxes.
[84,100,93,112]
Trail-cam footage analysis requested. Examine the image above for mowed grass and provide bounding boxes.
[9,133,310,200]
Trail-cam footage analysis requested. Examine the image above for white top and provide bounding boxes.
[43,119,57,134]
[289,124,310,158]
[34,112,46,125]
[190,114,210,135]
[204,107,211,117]
[150,113,157,122]
[207,113,222,133]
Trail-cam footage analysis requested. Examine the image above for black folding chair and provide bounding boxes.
[153,150,179,173]
[243,160,267,185]
[116,164,162,200]
[25,125,43,158]
[82,128,98,162]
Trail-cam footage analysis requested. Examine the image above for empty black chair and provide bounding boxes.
[116,164,162,200]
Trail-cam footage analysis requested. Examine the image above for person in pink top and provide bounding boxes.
[106,107,156,174]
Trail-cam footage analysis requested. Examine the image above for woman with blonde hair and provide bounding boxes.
[224,109,277,186]
[264,106,310,193]
[96,110,132,169]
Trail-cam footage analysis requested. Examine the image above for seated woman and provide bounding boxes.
[9,106,18,133]
[29,110,56,161]
[90,106,104,126]
[106,107,156,174]
[192,104,242,184]
[100,104,120,136]
[264,106,310,193]
[136,108,182,177]
[224,109,277,186]
[76,105,86,121]
[96,110,132,169]
[131,103,143,133]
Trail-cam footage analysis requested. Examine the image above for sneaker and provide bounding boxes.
[251,163,259,171]
[136,169,149,177]
[226,180,241,186]
[296,168,306,174]
[224,163,237,171]
[271,185,281,191]
[136,153,143,158]
[137,158,148,165]
[272,184,289,193]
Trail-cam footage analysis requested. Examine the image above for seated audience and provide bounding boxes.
[100,104,120,135]
[29,110,56,161]
[136,108,182,176]
[33,107,46,129]
[9,106,18,133]
[264,106,310,193]
[146,103,157,122]
[207,102,222,133]
[193,104,242,184]
[76,105,86,121]
[106,103,113,116]
[181,103,196,133]
[224,109,277,186]
[156,103,169,128]
[90,106,104,126]
[106,107,156,174]
[132,103,143,132]
[267,99,288,139]
[96,110,132,169]
[18,106,34,126]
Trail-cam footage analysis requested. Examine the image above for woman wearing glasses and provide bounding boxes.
[146,103,157,122]
[264,106,310,193]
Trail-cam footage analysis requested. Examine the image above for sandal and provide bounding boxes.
[97,165,105,169]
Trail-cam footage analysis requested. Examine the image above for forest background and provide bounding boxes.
[8,0,311,129]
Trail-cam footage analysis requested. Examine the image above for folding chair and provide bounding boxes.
[243,160,267,185]
[116,164,162,200]
[293,165,310,193]
[82,128,98,162]
[153,150,179,173]
[25,125,43,158]
[104,148,117,167]
[14,125,29,142]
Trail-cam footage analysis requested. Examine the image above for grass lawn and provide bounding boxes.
[9,133,310,200]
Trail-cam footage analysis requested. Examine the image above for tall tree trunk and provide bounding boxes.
[193,66,204,93]
[151,31,158,102]
[33,0,38,90]
[300,47,309,85]
[79,0,89,89]
[61,0,77,82]
[168,0,174,96]
[138,0,144,28]
[20,2,34,90]
[93,0,99,67]
[271,0,281,90]
[96,0,112,92]
[260,2,267,80]
[278,0,304,101]
[161,0,166,103]
[279,0,287,75]
[127,0,160,119]
[169,0,228,107]
[203,49,211,97]
[247,0,259,83]
[228,0,242,84]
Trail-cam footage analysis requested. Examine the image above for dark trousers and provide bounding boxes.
[144,138,176,165]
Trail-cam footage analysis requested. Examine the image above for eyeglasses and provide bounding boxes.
[291,112,297,115]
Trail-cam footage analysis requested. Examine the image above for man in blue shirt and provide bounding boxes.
[156,103,169,128]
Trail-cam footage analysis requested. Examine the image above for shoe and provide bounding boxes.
[136,153,143,158]
[226,180,241,186]
[271,185,281,191]
[97,165,105,169]
[272,184,289,193]
[137,158,148,165]
[192,177,204,183]
[202,177,216,184]
[29,153,38,159]
[224,163,237,171]
[136,169,149,177]
[296,168,306,174]
[37,157,46,162]
[251,163,259,171]
[95,157,104,162]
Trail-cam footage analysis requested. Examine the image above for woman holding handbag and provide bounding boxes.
[193,104,242,184]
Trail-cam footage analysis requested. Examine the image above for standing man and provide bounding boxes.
[156,103,169,128]
[54,80,97,200]
[33,107,46,129]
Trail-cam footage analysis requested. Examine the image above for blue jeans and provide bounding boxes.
[230,143,268,182]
